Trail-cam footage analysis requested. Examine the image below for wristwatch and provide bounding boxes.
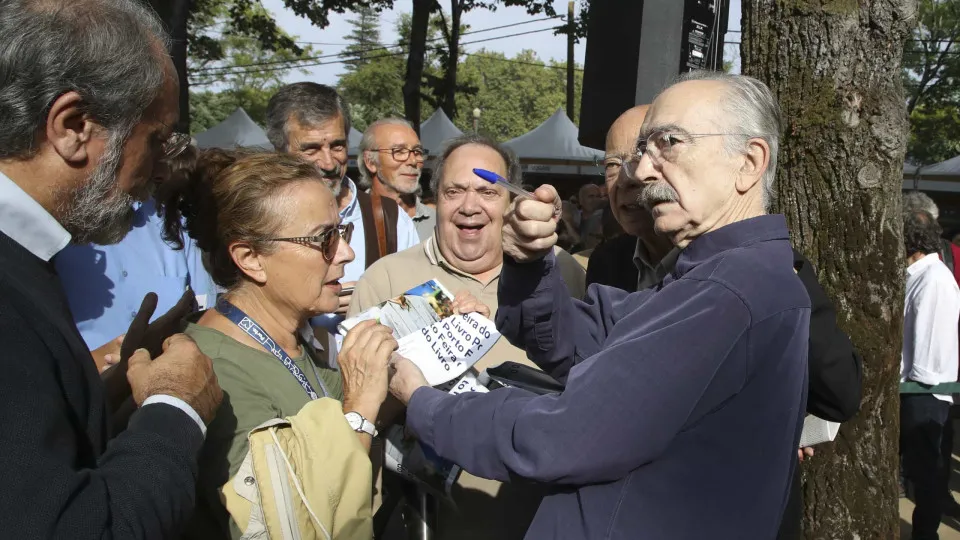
[344,412,378,437]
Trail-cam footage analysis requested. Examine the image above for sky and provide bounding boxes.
[264,0,744,86]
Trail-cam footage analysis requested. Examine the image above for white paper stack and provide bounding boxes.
[799,414,840,447]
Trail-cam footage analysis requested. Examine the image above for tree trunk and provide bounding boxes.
[404,0,433,134]
[741,1,916,537]
[441,0,461,121]
[149,0,192,132]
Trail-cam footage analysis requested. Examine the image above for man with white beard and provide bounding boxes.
[358,118,436,241]
[0,0,222,537]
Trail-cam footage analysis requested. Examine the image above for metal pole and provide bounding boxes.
[400,483,437,540]
[566,1,575,121]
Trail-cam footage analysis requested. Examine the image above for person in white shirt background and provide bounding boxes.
[901,209,960,540]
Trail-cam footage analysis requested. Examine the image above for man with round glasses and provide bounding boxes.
[358,118,436,241]
[388,72,811,539]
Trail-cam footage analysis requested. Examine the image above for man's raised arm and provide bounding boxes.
[496,185,640,383]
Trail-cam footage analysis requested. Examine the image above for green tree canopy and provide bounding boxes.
[341,5,385,72]
[453,49,582,141]
[903,0,960,164]
[339,42,581,140]
[187,3,318,134]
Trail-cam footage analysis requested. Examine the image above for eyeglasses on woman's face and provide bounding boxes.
[266,222,354,262]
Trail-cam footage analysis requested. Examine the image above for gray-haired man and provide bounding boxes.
[0,0,223,537]
[359,118,436,241]
[389,72,810,539]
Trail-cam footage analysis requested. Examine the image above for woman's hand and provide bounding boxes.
[338,320,397,418]
[451,291,492,319]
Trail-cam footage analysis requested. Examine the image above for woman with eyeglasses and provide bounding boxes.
[160,150,396,539]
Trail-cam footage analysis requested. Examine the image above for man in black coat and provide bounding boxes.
[588,105,862,539]
[0,1,223,538]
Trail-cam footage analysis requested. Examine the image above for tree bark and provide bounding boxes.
[404,0,434,134]
[741,1,916,537]
[441,0,462,121]
[149,0,193,132]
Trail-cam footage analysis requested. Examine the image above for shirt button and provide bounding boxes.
[244,476,256,486]
[130,311,137,319]
[121,270,128,278]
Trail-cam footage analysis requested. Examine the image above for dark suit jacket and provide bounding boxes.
[584,235,640,292]
[0,231,204,539]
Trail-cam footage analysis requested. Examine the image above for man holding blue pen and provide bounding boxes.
[388,72,810,539]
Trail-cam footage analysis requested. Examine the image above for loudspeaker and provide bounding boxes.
[578,0,729,150]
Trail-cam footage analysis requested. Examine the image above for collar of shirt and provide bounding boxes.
[413,198,434,222]
[671,215,790,280]
[633,239,664,272]
[423,233,501,284]
[634,239,682,290]
[338,176,361,223]
[0,170,71,261]
[907,252,942,277]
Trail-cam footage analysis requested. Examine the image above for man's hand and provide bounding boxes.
[503,184,561,263]
[91,334,124,373]
[126,334,223,425]
[103,290,200,416]
[335,281,357,316]
[451,290,491,319]
[389,355,429,405]
[798,447,814,462]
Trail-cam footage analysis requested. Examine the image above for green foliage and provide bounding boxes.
[908,104,960,166]
[339,15,440,131]
[336,36,581,142]
[452,49,582,140]
[186,3,319,134]
[903,0,960,164]
[341,5,384,71]
[338,53,409,131]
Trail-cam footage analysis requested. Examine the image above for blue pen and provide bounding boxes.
[473,168,562,215]
[472,168,536,198]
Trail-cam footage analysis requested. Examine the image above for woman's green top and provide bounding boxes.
[182,319,343,539]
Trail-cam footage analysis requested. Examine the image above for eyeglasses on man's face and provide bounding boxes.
[267,222,354,263]
[595,154,630,182]
[162,132,191,160]
[620,131,754,180]
[370,146,428,162]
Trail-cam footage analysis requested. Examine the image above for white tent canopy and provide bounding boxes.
[194,108,272,150]
[925,154,960,176]
[503,108,603,163]
[420,109,464,153]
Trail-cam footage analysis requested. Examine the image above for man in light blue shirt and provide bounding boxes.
[55,197,218,354]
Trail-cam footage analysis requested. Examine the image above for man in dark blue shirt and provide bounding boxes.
[389,72,811,539]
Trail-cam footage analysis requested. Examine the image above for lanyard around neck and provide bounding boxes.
[215,299,328,400]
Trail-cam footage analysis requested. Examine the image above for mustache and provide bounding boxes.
[315,162,344,179]
[638,181,679,211]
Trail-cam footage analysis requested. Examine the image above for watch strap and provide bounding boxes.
[345,412,378,437]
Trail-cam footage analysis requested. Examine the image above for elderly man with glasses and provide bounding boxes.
[387,72,811,539]
[358,118,436,241]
